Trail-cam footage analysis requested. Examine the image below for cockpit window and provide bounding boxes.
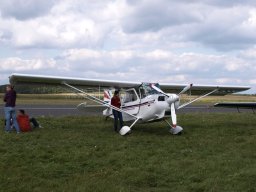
[139,83,160,98]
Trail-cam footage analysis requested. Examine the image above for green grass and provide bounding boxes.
[0,113,256,192]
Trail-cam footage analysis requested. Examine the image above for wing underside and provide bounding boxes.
[9,73,250,95]
[160,84,250,95]
[9,73,140,89]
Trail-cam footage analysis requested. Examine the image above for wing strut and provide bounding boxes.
[63,82,138,118]
[63,82,140,135]
[178,88,219,109]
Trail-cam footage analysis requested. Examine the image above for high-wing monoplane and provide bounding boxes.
[9,73,250,135]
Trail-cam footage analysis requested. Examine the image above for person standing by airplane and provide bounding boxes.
[3,85,20,133]
[111,90,123,132]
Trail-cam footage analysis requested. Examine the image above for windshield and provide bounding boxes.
[140,83,160,97]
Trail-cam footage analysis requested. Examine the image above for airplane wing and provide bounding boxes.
[9,73,250,95]
[9,73,140,88]
[214,102,256,108]
[160,83,250,95]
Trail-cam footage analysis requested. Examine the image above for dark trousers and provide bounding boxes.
[112,110,123,132]
[30,117,39,128]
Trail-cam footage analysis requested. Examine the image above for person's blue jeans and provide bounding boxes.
[112,110,123,132]
[4,107,20,133]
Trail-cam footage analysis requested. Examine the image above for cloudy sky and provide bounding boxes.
[0,0,256,93]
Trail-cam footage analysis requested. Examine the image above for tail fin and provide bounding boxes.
[103,89,113,103]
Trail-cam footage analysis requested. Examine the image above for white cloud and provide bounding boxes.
[249,79,256,84]
[0,0,256,94]
[122,0,203,33]
[215,78,243,84]
[0,0,57,20]
[0,57,56,71]
[240,47,256,59]
[0,0,127,49]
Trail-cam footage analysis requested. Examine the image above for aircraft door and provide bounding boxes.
[121,88,140,117]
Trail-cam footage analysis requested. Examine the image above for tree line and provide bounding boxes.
[0,84,69,94]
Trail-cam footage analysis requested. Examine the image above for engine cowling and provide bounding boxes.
[166,94,179,105]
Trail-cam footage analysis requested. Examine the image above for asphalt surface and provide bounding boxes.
[0,104,254,117]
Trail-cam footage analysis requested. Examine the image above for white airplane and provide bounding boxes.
[9,73,250,136]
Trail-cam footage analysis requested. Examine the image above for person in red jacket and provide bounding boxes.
[17,109,32,132]
[111,90,123,132]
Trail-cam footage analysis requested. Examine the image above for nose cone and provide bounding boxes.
[166,94,179,105]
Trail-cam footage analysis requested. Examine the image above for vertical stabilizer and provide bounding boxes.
[103,89,113,103]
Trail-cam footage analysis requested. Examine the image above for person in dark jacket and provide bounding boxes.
[111,90,123,132]
[3,85,20,133]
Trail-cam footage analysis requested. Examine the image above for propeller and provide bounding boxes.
[179,83,193,95]
[151,84,169,97]
[151,83,193,134]
[170,103,177,127]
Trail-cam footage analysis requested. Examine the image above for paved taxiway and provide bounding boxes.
[0,104,254,117]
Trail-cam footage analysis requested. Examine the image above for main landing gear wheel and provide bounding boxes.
[119,126,131,136]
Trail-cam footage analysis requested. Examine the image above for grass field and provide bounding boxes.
[0,113,255,192]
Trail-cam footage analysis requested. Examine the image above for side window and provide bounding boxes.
[139,87,147,99]
[123,89,138,103]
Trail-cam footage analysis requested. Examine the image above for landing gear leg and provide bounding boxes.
[164,119,183,135]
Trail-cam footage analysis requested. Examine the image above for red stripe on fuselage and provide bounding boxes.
[122,100,155,111]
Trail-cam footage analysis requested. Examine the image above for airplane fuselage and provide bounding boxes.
[122,94,169,122]
[103,93,174,122]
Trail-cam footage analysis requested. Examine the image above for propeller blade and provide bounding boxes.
[179,83,193,95]
[171,103,177,127]
[151,84,169,97]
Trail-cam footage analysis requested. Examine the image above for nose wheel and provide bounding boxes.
[169,126,183,135]
[164,119,183,135]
